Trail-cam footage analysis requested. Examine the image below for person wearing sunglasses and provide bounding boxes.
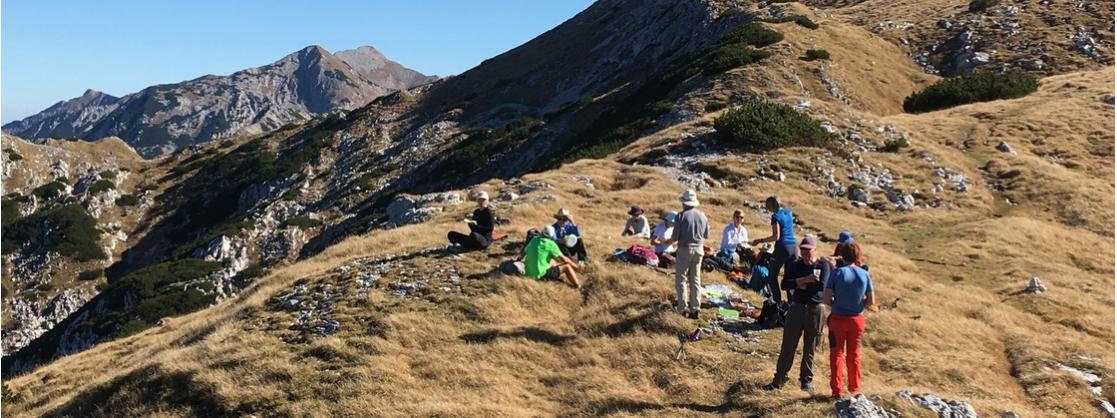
[718,209,750,265]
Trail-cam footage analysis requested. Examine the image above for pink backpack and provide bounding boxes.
[625,244,660,267]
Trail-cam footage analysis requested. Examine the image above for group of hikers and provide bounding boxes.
[446,189,875,399]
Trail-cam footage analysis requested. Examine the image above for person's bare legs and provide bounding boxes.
[561,264,581,288]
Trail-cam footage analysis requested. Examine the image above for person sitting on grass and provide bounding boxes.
[622,205,651,238]
[447,191,494,252]
[524,225,582,288]
[650,211,678,268]
[552,208,589,263]
[718,209,750,265]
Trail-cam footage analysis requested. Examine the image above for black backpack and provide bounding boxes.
[757,300,789,329]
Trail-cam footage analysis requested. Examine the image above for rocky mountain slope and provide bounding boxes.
[1,0,1113,416]
[1,134,153,354]
[806,0,1114,75]
[2,45,436,158]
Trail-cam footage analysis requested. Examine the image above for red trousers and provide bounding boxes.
[828,314,866,396]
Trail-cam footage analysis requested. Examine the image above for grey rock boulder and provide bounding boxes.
[835,394,898,418]
[848,185,871,204]
[897,391,978,418]
[995,141,1016,155]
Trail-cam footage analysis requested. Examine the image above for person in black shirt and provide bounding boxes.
[447,191,495,251]
[763,234,830,393]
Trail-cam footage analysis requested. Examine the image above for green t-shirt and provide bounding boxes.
[524,236,562,279]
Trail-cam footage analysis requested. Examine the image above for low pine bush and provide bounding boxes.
[115,194,140,206]
[713,101,834,152]
[803,49,831,61]
[78,269,105,281]
[759,14,820,30]
[282,215,323,229]
[88,179,116,194]
[1,204,105,261]
[32,181,67,200]
[701,44,772,75]
[705,100,728,112]
[969,0,999,12]
[721,22,784,47]
[903,72,1038,113]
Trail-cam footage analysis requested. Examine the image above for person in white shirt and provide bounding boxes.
[650,211,677,267]
[651,212,677,253]
[719,209,750,265]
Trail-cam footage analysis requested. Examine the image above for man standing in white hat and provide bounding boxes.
[665,189,709,319]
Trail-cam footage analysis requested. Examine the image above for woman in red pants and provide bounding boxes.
[822,243,875,398]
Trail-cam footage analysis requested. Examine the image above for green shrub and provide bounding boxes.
[713,101,835,152]
[99,170,116,180]
[107,259,222,338]
[720,22,784,47]
[439,117,543,179]
[701,44,772,75]
[32,181,67,200]
[803,49,831,61]
[2,198,21,227]
[78,269,105,281]
[705,100,728,112]
[115,194,140,206]
[968,0,999,12]
[1,382,22,405]
[880,137,909,152]
[759,14,820,30]
[282,215,323,229]
[237,263,267,280]
[903,72,1038,113]
[1,204,106,260]
[88,179,116,194]
[6,151,22,161]
[139,183,159,192]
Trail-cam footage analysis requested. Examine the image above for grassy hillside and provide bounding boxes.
[2,67,1111,417]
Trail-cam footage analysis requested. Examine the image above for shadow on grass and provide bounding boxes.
[585,381,750,415]
[460,327,576,346]
[41,365,241,418]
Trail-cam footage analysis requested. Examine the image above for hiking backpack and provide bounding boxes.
[624,244,659,267]
[757,300,790,329]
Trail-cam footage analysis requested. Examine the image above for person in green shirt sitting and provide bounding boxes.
[522,225,582,288]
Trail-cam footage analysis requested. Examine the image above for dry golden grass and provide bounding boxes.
[2,16,1112,418]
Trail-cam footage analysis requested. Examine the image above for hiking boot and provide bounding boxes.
[686,310,699,320]
[800,381,812,393]
[761,381,784,391]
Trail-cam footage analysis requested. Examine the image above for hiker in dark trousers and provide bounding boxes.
[824,243,875,398]
[447,191,495,251]
[763,235,830,393]
[751,196,798,303]
[551,208,588,262]
[664,190,708,319]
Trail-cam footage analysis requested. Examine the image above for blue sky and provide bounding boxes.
[1,0,594,123]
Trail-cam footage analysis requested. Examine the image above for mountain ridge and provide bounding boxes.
[2,45,436,158]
